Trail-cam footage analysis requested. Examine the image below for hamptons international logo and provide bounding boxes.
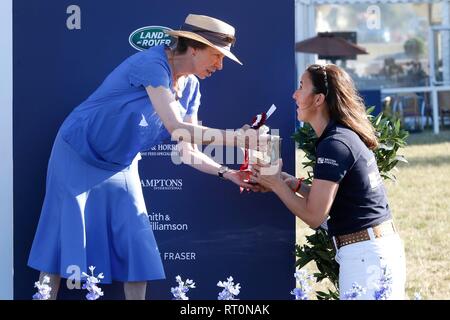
[141,178,183,191]
[129,26,173,51]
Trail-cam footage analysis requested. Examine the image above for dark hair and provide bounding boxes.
[307,64,378,150]
[172,37,208,54]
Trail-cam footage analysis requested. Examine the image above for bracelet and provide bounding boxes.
[293,178,304,193]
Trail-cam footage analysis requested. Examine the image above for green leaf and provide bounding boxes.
[378,143,394,151]
[381,171,397,181]
[316,251,333,261]
[316,291,329,297]
[394,155,408,163]
[295,255,313,269]
[395,119,401,133]
[374,113,383,126]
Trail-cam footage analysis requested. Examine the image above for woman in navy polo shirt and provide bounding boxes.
[253,64,406,299]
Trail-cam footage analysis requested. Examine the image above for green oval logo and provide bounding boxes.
[129,26,173,51]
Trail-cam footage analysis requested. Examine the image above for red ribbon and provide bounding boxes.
[239,112,267,193]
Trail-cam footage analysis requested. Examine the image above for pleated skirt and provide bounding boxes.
[28,133,165,283]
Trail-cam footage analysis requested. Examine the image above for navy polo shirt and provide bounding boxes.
[313,120,392,236]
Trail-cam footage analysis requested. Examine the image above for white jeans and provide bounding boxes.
[335,230,406,300]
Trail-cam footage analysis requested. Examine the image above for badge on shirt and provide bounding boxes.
[317,157,339,166]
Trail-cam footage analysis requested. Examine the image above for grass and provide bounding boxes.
[295,129,450,300]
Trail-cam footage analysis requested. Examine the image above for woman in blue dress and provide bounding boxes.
[28,14,259,300]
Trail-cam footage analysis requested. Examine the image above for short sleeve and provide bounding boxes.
[185,76,201,116]
[313,138,354,183]
[128,57,171,89]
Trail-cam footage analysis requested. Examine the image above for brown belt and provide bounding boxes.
[333,220,397,250]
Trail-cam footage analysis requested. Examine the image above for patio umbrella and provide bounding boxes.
[295,33,368,57]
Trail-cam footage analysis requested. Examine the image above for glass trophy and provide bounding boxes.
[248,125,281,167]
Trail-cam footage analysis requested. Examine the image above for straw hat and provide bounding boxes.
[166,14,242,65]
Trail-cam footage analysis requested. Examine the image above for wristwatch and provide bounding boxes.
[218,165,230,179]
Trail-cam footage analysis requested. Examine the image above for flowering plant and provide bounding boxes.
[217,276,241,300]
[339,268,425,300]
[291,270,313,300]
[171,275,196,300]
[342,282,366,300]
[373,266,393,300]
[82,266,104,300]
[32,276,52,300]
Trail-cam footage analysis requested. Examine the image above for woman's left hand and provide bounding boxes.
[251,159,284,191]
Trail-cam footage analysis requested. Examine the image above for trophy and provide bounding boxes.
[248,125,281,166]
[240,104,281,175]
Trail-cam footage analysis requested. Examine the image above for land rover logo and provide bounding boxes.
[129,26,173,51]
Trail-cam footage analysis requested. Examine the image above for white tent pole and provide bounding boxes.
[443,0,450,85]
[432,87,440,134]
[0,0,14,300]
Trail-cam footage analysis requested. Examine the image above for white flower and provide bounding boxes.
[373,266,393,300]
[32,276,52,300]
[217,276,240,300]
[82,265,104,300]
[342,282,366,300]
[291,270,314,300]
[171,275,196,300]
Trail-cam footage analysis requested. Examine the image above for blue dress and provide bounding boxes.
[28,45,201,283]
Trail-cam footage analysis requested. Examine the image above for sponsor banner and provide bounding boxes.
[129,26,173,51]
[141,178,183,191]
[162,251,197,261]
[148,211,190,231]
[13,0,295,300]
[141,143,179,158]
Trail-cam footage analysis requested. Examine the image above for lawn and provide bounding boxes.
[295,129,450,300]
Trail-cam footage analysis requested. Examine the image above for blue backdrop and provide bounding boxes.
[14,0,296,299]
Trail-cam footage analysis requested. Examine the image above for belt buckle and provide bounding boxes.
[373,220,395,238]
